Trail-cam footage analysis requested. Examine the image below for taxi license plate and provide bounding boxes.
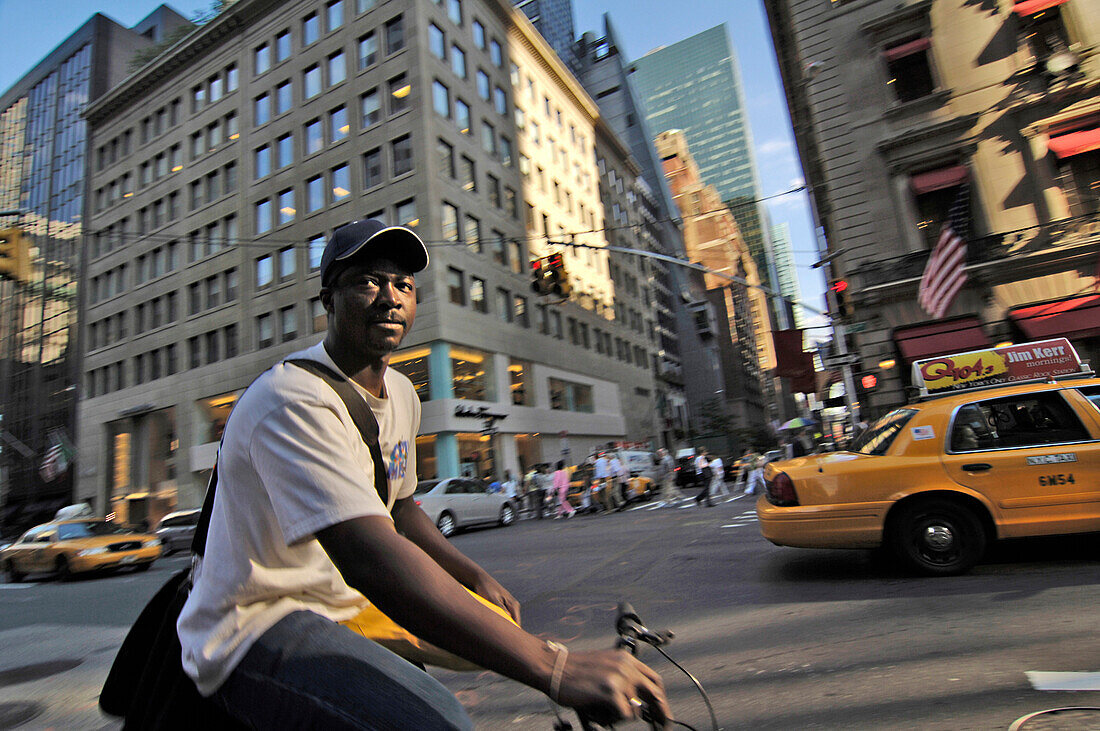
[120,555,137,564]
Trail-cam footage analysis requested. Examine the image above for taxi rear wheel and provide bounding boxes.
[4,560,23,583]
[890,498,986,576]
[55,556,72,582]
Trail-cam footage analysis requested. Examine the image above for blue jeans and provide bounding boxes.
[212,610,473,730]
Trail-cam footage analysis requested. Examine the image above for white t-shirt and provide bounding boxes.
[694,454,708,473]
[709,456,723,479]
[178,342,420,696]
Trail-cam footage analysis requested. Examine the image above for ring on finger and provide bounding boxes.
[629,697,644,708]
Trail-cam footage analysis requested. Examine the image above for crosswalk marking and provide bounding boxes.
[0,583,38,589]
[1027,671,1100,691]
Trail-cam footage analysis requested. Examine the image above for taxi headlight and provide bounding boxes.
[78,547,108,556]
[145,538,162,547]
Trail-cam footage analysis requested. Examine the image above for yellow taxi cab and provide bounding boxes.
[1,518,162,581]
[758,338,1100,575]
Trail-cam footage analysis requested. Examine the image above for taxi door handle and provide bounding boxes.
[962,463,992,472]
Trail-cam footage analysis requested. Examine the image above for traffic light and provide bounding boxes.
[531,254,571,299]
[829,279,853,320]
[544,253,571,298]
[860,374,878,390]
[0,227,31,284]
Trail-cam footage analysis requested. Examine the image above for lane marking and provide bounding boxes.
[1027,671,1100,691]
[0,583,38,589]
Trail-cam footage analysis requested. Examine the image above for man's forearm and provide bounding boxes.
[392,498,489,587]
[317,516,550,690]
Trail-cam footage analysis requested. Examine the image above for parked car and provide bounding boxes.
[758,338,1100,576]
[155,509,201,554]
[1,519,161,581]
[414,477,518,537]
[674,448,701,488]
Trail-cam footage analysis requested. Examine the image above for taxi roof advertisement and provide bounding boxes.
[912,338,1083,395]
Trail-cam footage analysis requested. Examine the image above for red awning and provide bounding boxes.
[1014,0,1068,15]
[1009,295,1100,340]
[910,165,969,195]
[883,37,932,62]
[1048,128,1100,159]
[894,316,991,363]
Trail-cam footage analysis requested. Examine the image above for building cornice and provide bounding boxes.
[84,0,281,126]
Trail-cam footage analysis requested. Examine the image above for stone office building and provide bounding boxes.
[765,0,1100,414]
[77,0,663,525]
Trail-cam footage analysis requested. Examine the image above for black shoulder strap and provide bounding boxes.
[189,358,393,558]
[285,358,391,507]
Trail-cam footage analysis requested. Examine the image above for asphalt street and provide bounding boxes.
[2,489,1099,730]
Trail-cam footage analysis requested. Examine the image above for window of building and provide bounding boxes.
[497,287,512,323]
[329,51,347,86]
[327,0,344,31]
[392,134,413,176]
[455,98,471,135]
[514,295,528,328]
[509,358,530,405]
[275,80,293,114]
[549,378,593,412]
[438,138,455,178]
[472,19,485,48]
[389,74,410,113]
[451,45,467,78]
[490,38,503,67]
[359,32,378,69]
[883,37,935,103]
[470,276,486,312]
[331,164,351,202]
[487,174,501,207]
[281,305,298,342]
[447,0,462,25]
[494,86,507,115]
[275,134,293,169]
[385,15,405,54]
[452,347,492,400]
[303,12,320,46]
[464,215,481,253]
[389,347,431,401]
[278,189,295,225]
[357,0,375,11]
[476,70,490,100]
[279,245,296,280]
[225,268,239,301]
[442,202,459,243]
[363,147,383,188]
[311,298,327,333]
[305,118,323,155]
[257,313,274,349]
[429,24,446,59]
[1050,126,1100,217]
[460,155,476,191]
[361,88,381,127]
[304,65,322,98]
[309,235,325,270]
[254,43,271,75]
[447,267,465,305]
[254,93,271,125]
[255,199,272,234]
[396,198,418,228]
[433,80,451,118]
[275,30,291,62]
[911,164,969,249]
[330,105,349,142]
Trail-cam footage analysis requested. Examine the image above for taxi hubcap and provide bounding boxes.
[923,525,954,551]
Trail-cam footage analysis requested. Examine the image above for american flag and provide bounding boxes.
[918,183,970,319]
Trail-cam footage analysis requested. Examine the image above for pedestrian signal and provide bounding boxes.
[829,279,853,319]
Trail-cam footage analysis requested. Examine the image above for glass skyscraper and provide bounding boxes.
[629,25,775,301]
[512,0,576,65]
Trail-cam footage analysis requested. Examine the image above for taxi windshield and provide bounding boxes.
[57,521,133,540]
[849,408,918,456]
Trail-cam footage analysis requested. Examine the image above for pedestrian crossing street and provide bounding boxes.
[628,491,760,529]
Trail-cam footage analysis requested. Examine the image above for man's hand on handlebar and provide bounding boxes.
[555,648,671,728]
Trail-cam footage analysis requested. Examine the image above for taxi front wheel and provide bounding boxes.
[889,498,986,576]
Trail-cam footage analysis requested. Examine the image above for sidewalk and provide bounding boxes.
[0,623,124,729]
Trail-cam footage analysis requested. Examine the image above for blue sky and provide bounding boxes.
[0,0,826,325]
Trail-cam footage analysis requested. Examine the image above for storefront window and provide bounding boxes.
[458,432,495,479]
[514,433,542,473]
[106,407,178,529]
[197,391,242,444]
[509,358,530,405]
[390,346,431,400]
[415,434,437,480]
[549,377,593,413]
[452,347,494,401]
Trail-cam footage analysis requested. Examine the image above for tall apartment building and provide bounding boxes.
[656,130,771,450]
[0,7,191,531]
[570,15,691,449]
[765,0,1100,413]
[628,26,778,317]
[78,0,660,526]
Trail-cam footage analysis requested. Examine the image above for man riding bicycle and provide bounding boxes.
[176,220,668,729]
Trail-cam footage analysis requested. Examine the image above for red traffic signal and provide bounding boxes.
[829,280,848,293]
[860,374,877,390]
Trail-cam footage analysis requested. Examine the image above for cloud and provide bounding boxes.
[756,138,793,157]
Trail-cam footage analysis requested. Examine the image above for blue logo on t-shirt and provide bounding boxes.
[388,440,409,481]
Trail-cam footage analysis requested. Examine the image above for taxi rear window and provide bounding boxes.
[850,409,918,456]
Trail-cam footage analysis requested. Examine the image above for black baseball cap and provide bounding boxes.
[319,219,429,287]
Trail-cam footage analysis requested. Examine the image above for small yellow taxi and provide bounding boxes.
[758,338,1100,575]
[1,519,162,581]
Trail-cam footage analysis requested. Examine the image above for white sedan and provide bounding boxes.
[414,477,518,538]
